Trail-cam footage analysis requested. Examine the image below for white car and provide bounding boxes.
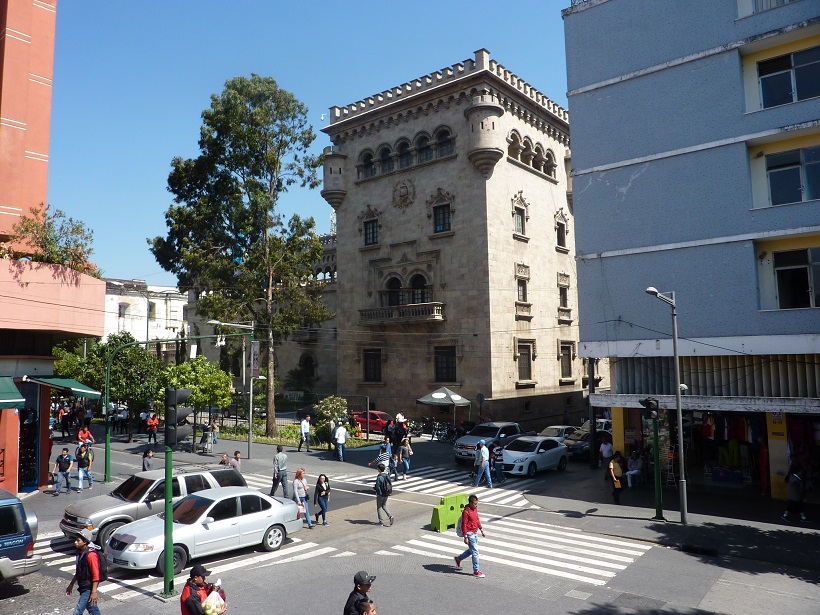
[538,425,577,442]
[501,436,569,477]
[106,487,302,575]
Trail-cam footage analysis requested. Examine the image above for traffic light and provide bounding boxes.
[638,396,659,420]
[164,387,193,446]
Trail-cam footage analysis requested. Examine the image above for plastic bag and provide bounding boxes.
[203,588,226,615]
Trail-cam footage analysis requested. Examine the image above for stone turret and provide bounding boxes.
[464,93,505,179]
[321,146,347,209]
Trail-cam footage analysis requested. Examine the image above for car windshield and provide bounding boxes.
[112,475,154,502]
[468,426,499,437]
[541,427,563,437]
[505,439,537,453]
[172,495,214,525]
[566,431,590,443]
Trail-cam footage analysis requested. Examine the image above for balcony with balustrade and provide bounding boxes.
[359,302,446,326]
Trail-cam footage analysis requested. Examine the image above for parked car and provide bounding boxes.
[353,411,393,433]
[0,488,41,583]
[105,487,302,574]
[453,422,525,463]
[501,436,569,477]
[580,418,613,433]
[539,425,577,442]
[563,429,613,460]
[60,465,246,550]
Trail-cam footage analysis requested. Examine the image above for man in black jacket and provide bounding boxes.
[65,529,101,615]
[343,571,375,615]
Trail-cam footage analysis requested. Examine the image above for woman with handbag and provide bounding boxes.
[609,451,624,504]
[399,438,413,480]
[293,468,313,529]
[314,474,330,526]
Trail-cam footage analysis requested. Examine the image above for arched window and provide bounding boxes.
[545,150,557,178]
[379,147,393,174]
[360,152,376,179]
[409,274,430,304]
[436,129,454,157]
[385,277,403,306]
[417,136,433,163]
[507,132,522,160]
[300,354,316,378]
[398,142,412,169]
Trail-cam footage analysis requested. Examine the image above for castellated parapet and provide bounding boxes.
[326,49,569,129]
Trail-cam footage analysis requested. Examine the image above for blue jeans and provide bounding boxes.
[56,470,71,494]
[316,496,328,523]
[457,532,480,572]
[495,463,505,483]
[78,468,93,490]
[474,464,492,488]
[336,443,345,461]
[299,496,313,527]
[72,589,101,615]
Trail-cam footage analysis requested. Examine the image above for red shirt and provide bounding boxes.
[460,505,482,535]
[78,428,92,442]
[147,417,159,430]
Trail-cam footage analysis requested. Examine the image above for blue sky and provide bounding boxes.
[49,1,570,286]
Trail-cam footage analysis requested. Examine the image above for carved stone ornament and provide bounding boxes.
[393,179,416,212]
[557,272,571,288]
[425,188,455,218]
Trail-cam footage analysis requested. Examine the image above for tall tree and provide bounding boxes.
[150,75,332,436]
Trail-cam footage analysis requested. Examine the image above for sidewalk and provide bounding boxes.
[71,424,820,574]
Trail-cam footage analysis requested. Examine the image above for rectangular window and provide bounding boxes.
[514,207,526,235]
[438,140,454,157]
[517,279,528,303]
[754,0,796,12]
[433,204,451,233]
[766,146,820,205]
[559,286,568,308]
[363,349,382,382]
[399,149,412,169]
[434,346,457,382]
[560,343,574,379]
[518,344,532,381]
[774,248,820,308]
[148,302,157,321]
[419,147,434,163]
[556,221,567,248]
[759,44,820,109]
[363,220,379,246]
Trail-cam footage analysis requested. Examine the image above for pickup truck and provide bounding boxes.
[453,422,530,463]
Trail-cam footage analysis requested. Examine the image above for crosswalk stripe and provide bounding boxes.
[266,546,337,566]
[488,518,650,554]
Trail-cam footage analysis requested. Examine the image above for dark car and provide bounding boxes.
[0,488,41,583]
[563,429,613,460]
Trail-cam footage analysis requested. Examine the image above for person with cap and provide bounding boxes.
[65,529,102,615]
[374,463,394,526]
[473,440,493,488]
[180,564,224,615]
[343,571,375,615]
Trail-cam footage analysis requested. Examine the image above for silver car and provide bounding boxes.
[501,436,569,477]
[105,487,302,575]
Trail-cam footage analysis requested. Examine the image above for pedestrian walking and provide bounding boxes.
[599,435,614,469]
[53,447,73,495]
[180,564,224,615]
[367,445,390,469]
[219,453,230,466]
[492,441,505,484]
[399,437,413,480]
[210,420,219,444]
[374,463,394,526]
[270,445,289,498]
[356,599,376,615]
[146,413,159,444]
[65,529,102,615]
[473,440,493,488]
[782,461,809,523]
[335,423,348,461]
[142,449,154,471]
[139,410,148,434]
[314,473,330,526]
[229,451,242,473]
[83,405,94,429]
[388,453,400,481]
[60,405,71,438]
[293,468,313,529]
[609,450,624,504]
[297,414,311,452]
[343,571,375,615]
[453,494,486,578]
[76,444,94,491]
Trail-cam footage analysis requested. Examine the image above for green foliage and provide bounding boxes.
[9,206,101,277]
[149,74,333,436]
[282,366,316,394]
[163,355,233,410]
[312,396,356,443]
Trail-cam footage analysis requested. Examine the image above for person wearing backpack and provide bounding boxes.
[453,494,487,578]
[65,529,104,614]
[374,463,394,526]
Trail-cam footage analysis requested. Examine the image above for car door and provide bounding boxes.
[140,478,181,519]
[541,439,561,469]
[238,494,273,547]
[192,496,240,557]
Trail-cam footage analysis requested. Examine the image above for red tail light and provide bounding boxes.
[26,542,34,559]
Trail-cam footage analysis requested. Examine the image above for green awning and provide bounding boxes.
[0,377,24,409]
[23,375,101,399]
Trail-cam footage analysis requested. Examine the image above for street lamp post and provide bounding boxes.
[207,320,255,458]
[646,287,688,525]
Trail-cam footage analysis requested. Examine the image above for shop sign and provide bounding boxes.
[771,411,783,424]
[624,428,636,444]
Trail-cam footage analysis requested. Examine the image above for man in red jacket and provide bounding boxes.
[453,494,487,578]
[65,529,101,614]
[181,564,223,615]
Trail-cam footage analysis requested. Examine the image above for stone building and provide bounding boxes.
[321,49,601,427]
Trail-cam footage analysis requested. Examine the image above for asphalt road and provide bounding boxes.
[5,436,820,614]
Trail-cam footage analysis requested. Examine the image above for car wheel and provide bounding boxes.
[558,456,568,471]
[527,463,537,478]
[262,524,285,551]
[98,521,125,552]
[156,546,187,576]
